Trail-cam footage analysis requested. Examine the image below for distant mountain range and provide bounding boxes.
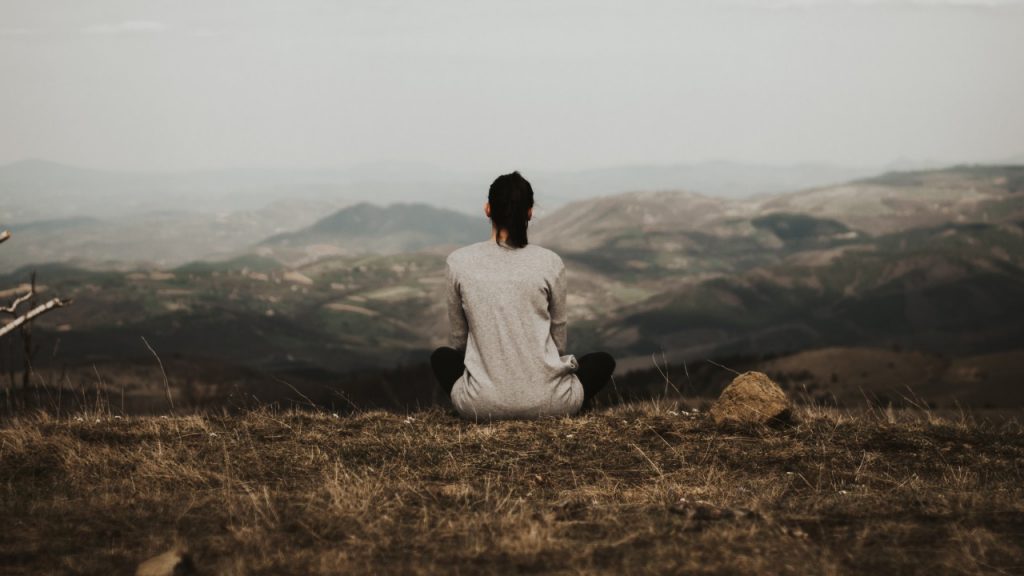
[529,160,899,203]
[0,157,894,272]
[5,158,1014,272]
[532,164,1024,264]
[4,162,1024,408]
[0,156,924,221]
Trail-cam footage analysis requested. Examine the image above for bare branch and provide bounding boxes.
[0,297,71,339]
[0,230,10,245]
[1,290,33,314]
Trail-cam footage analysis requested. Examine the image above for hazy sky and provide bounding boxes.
[1,0,1022,173]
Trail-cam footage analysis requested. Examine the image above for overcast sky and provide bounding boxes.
[1,0,1022,173]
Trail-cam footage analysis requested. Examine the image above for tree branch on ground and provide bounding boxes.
[0,298,71,339]
[0,230,72,340]
[1,290,34,314]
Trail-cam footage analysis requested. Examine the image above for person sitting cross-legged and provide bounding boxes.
[430,171,616,421]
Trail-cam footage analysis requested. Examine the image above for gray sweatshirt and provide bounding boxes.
[445,239,583,420]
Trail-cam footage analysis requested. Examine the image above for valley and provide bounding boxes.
[2,164,1023,412]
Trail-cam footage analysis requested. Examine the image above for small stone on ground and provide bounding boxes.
[709,371,791,426]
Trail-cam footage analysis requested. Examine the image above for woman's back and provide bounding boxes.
[445,239,583,420]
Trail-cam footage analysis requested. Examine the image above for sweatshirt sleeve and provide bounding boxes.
[548,259,569,356]
[445,259,468,351]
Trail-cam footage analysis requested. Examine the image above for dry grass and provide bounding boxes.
[1,402,1022,575]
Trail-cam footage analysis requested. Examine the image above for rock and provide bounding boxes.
[709,371,791,426]
[136,547,196,576]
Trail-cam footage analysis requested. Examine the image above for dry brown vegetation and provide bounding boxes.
[1,402,1022,575]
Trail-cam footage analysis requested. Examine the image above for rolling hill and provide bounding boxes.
[256,202,490,265]
[754,165,1024,235]
[0,199,350,273]
[5,164,1024,409]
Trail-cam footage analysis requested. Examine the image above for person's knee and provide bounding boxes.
[431,346,457,363]
[431,347,465,378]
[580,351,615,378]
[593,351,616,374]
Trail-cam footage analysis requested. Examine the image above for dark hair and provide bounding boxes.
[488,171,535,249]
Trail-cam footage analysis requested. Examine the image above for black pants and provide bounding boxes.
[430,347,616,408]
